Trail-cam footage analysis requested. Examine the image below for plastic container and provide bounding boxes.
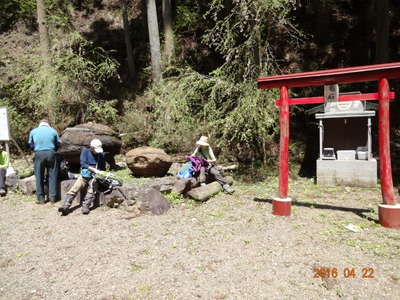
[357,151,368,160]
[337,150,356,160]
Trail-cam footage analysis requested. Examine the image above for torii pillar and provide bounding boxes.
[258,62,400,228]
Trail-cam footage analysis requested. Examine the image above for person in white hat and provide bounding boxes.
[58,138,106,215]
[191,135,234,194]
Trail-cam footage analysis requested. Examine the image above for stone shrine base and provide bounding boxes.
[317,159,377,188]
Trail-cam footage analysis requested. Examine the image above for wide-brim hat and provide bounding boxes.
[196,136,209,147]
[90,138,104,153]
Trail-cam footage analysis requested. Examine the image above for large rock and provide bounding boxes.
[137,187,171,215]
[187,182,222,201]
[126,147,172,177]
[6,172,19,188]
[186,176,234,201]
[58,122,122,168]
[18,175,36,195]
[99,187,136,208]
[172,177,198,194]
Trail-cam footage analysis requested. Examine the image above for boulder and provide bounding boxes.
[18,175,36,195]
[187,182,222,201]
[58,122,122,168]
[172,177,198,194]
[137,187,171,215]
[6,173,19,188]
[167,162,183,176]
[126,147,172,177]
[99,187,136,208]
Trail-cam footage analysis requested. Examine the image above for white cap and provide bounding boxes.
[196,136,209,146]
[90,139,103,153]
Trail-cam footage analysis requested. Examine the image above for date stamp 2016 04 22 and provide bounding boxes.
[313,267,374,279]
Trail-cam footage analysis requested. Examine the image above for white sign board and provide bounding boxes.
[324,84,339,112]
[324,84,339,103]
[0,106,10,141]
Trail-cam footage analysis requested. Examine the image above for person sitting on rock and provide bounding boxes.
[0,144,10,196]
[191,136,234,194]
[58,139,106,215]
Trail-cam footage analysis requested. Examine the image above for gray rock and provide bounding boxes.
[18,175,36,195]
[58,122,122,168]
[137,188,171,215]
[6,173,19,188]
[167,162,183,176]
[148,176,178,192]
[187,181,222,201]
[126,147,172,177]
[172,178,198,194]
[99,187,135,208]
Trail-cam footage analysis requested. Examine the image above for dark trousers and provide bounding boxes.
[0,168,6,189]
[34,150,58,201]
[199,166,227,186]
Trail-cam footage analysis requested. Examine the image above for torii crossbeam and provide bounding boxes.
[257,62,400,228]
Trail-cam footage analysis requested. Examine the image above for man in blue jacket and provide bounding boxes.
[28,120,60,203]
[58,139,106,215]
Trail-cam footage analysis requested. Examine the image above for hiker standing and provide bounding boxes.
[191,136,234,194]
[58,139,105,215]
[0,144,10,196]
[28,120,60,204]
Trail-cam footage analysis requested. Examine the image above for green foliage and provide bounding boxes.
[164,192,185,205]
[122,68,280,162]
[86,100,119,124]
[0,0,35,30]
[1,32,119,145]
[0,0,73,31]
[203,0,303,81]
[175,0,204,32]
[120,102,155,148]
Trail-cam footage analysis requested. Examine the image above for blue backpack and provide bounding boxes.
[177,162,194,179]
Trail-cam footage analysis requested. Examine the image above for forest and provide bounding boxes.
[1,0,399,173]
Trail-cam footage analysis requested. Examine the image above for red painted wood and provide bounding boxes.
[258,62,400,89]
[279,86,289,198]
[378,78,396,205]
[275,92,395,106]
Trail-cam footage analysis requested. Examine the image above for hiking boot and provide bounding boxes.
[223,184,234,194]
[81,204,90,214]
[0,188,6,196]
[81,193,95,215]
[58,194,74,214]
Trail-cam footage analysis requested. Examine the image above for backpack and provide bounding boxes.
[177,162,194,179]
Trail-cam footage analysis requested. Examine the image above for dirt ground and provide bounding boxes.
[0,176,399,300]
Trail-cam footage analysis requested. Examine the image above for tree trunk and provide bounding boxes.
[36,0,50,65]
[146,0,162,82]
[162,0,175,64]
[375,0,390,63]
[122,0,136,83]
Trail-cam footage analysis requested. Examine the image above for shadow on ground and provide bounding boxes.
[253,197,378,223]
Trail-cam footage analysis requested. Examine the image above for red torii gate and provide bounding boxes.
[257,62,400,228]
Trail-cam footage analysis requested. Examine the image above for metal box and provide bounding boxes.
[322,148,336,160]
